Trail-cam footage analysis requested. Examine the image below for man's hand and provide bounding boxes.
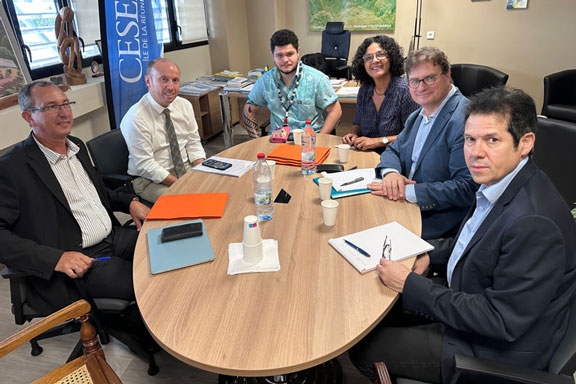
[376,258,411,293]
[129,200,150,231]
[342,133,358,145]
[412,253,430,275]
[353,136,381,151]
[368,173,416,200]
[55,251,93,278]
[192,158,205,166]
[161,174,178,186]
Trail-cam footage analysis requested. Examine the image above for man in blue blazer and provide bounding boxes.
[369,47,478,239]
[351,87,576,383]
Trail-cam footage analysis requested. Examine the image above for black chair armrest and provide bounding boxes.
[260,119,271,137]
[450,354,574,384]
[102,174,134,192]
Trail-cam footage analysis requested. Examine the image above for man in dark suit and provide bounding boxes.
[351,87,576,383]
[369,47,478,240]
[0,80,150,316]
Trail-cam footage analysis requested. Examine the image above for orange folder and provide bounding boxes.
[267,144,330,167]
[146,193,229,220]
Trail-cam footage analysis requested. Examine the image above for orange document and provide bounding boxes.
[146,193,229,220]
[267,144,330,167]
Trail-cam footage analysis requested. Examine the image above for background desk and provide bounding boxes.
[219,83,359,148]
[133,135,421,376]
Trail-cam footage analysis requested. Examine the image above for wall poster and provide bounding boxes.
[309,0,397,31]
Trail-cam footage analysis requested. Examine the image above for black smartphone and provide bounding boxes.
[161,222,203,243]
[202,159,232,171]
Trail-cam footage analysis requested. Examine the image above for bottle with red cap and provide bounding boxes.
[253,153,273,221]
[301,120,316,174]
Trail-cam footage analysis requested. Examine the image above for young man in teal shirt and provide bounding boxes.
[243,29,342,138]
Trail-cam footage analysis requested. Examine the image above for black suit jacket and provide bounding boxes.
[0,133,134,315]
[402,159,576,382]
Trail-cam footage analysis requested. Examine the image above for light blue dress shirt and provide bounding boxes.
[247,62,338,132]
[446,156,529,286]
[380,86,457,203]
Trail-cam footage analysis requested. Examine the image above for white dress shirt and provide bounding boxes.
[34,136,112,248]
[121,93,206,183]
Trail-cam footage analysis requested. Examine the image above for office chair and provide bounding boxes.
[321,22,351,80]
[450,64,509,97]
[374,297,576,384]
[1,267,160,375]
[542,69,576,123]
[533,116,576,207]
[0,300,122,383]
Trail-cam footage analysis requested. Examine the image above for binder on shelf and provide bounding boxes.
[147,219,215,274]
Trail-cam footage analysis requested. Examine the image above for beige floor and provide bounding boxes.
[0,126,370,383]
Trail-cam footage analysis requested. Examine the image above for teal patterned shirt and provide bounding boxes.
[247,62,338,132]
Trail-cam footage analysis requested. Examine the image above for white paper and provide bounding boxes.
[336,86,360,97]
[191,156,255,177]
[321,168,378,192]
[227,239,280,275]
[328,222,434,273]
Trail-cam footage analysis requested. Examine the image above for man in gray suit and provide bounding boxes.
[369,47,477,239]
[351,87,576,383]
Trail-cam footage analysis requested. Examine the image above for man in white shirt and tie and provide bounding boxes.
[121,58,206,202]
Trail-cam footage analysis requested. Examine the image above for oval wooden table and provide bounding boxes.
[133,134,421,377]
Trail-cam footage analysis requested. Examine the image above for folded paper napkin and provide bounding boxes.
[227,239,280,275]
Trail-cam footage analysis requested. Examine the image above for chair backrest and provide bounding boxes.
[321,21,351,61]
[86,129,130,177]
[301,52,327,74]
[450,64,509,97]
[542,69,576,121]
[533,117,576,207]
[548,298,576,375]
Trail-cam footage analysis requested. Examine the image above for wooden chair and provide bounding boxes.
[0,300,122,384]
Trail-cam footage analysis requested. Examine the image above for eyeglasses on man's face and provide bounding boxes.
[28,101,76,113]
[363,51,387,63]
[407,73,443,89]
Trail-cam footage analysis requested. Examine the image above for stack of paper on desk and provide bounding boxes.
[147,193,228,220]
[329,222,434,274]
[191,156,254,177]
[316,168,379,198]
[267,144,330,167]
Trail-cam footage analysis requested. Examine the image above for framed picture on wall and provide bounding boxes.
[507,0,528,9]
[0,4,31,108]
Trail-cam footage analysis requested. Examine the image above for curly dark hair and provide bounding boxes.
[270,29,299,52]
[351,36,404,85]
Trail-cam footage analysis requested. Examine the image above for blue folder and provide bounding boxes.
[147,219,215,274]
[312,177,371,199]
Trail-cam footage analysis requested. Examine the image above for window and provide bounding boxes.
[2,0,208,80]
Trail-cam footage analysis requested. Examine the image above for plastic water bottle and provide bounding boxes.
[301,120,316,174]
[254,153,273,221]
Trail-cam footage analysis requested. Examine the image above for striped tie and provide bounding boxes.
[163,108,186,178]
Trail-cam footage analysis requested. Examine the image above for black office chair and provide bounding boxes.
[1,266,160,375]
[86,128,133,193]
[321,21,351,80]
[375,295,576,383]
[533,117,576,207]
[450,64,509,97]
[541,69,576,123]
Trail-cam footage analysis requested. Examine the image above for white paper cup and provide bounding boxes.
[243,215,262,245]
[318,177,333,201]
[337,144,350,163]
[266,160,276,179]
[321,199,339,226]
[243,241,263,264]
[292,129,304,145]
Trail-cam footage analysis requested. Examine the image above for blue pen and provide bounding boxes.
[93,257,111,262]
[344,239,371,258]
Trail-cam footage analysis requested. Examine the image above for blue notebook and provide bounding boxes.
[313,177,371,199]
[147,219,215,274]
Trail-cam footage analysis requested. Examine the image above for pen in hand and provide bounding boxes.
[344,239,371,258]
[93,257,111,262]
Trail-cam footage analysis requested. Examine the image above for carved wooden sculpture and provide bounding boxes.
[55,7,87,85]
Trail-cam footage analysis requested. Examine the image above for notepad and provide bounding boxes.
[147,220,215,274]
[146,193,228,220]
[267,144,330,167]
[329,222,434,274]
[313,177,371,199]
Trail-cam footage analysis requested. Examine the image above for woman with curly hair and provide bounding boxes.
[343,36,418,153]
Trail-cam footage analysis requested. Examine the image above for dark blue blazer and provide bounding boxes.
[376,89,478,239]
[0,133,134,315]
[403,159,576,383]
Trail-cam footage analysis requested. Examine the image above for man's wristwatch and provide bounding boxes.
[381,137,389,145]
[132,196,140,202]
